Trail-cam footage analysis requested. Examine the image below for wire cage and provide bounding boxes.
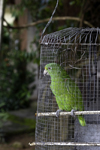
[32,27,100,150]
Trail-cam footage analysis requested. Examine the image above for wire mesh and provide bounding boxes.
[35,27,100,150]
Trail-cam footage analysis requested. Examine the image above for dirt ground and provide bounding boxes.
[0,133,35,150]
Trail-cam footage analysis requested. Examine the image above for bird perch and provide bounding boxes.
[35,110,100,117]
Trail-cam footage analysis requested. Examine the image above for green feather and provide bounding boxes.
[45,63,86,126]
[78,115,86,126]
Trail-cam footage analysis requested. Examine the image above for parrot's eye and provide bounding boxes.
[48,67,52,70]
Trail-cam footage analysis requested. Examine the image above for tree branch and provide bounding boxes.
[3,16,94,30]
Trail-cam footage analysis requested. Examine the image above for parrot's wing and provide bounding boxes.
[65,79,83,111]
[65,79,82,97]
[55,94,73,111]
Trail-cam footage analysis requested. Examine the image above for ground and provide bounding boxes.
[0,133,35,150]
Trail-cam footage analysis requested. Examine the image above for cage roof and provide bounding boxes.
[41,27,100,46]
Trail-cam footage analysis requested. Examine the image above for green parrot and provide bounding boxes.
[43,63,86,126]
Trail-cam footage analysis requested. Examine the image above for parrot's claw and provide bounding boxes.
[56,109,62,117]
[71,109,76,117]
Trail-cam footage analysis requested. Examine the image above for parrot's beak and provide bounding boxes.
[43,69,49,76]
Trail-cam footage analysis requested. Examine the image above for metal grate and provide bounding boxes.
[31,27,100,150]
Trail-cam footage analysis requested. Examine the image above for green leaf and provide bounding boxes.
[69,1,75,5]
[0,102,5,108]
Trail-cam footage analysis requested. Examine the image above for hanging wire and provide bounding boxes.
[41,0,59,39]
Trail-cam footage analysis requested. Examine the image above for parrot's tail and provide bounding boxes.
[78,115,86,126]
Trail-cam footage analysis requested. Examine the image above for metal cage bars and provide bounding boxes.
[30,110,100,146]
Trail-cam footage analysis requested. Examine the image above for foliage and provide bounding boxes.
[69,0,83,6]
[8,113,36,129]
[0,102,8,127]
[0,28,35,111]
[69,0,100,27]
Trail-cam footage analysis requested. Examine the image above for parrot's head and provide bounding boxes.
[43,63,61,77]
